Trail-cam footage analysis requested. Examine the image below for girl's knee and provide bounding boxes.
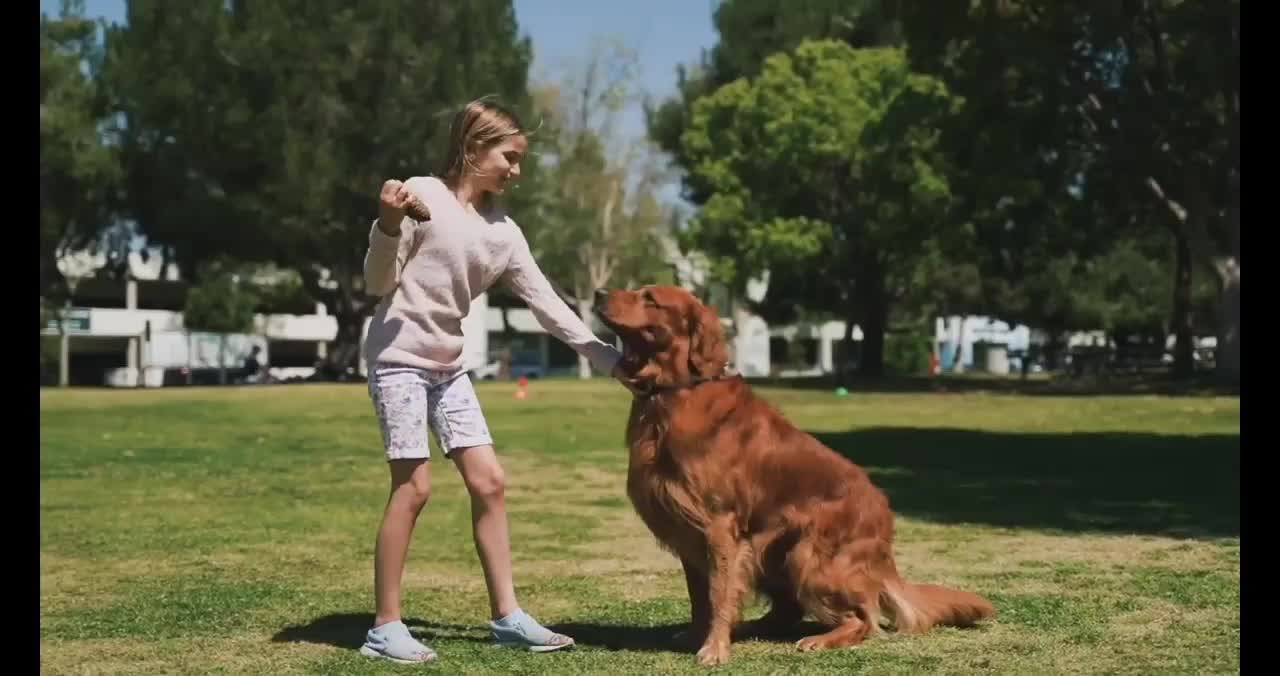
[393,478,431,512]
[390,465,432,511]
[467,464,505,503]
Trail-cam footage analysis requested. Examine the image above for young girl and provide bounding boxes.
[358,98,633,663]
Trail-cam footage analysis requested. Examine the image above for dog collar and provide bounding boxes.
[642,367,742,395]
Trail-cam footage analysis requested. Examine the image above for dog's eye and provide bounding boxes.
[643,293,659,308]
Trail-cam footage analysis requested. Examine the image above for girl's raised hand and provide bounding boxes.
[378,180,431,235]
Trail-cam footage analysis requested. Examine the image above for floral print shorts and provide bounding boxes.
[367,364,494,461]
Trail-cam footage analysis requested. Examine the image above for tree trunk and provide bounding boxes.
[218,334,228,385]
[1044,326,1064,373]
[577,298,594,379]
[1112,330,1130,376]
[855,267,889,378]
[731,302,753,376]
[829,311,849,386]
[303,267,371,378]
[1170,231,1195,379]
[859,306,887,378]
[56,301,70,388]
[329,308,366,378]
[1215,259,1240,386]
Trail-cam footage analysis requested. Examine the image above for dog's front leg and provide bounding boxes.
[677,556,711,647]
[696,515,753,667]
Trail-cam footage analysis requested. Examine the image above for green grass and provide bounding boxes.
[40,380,1240,675]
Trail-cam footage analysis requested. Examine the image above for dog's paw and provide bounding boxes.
[796,635,827,652]
[696,639,731,667]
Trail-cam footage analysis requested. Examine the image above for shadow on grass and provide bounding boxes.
[271,614,838,654]
[272,613,490,649]
[544,621,689,652]
[750,373,1238,397]
[815,427,1239,538]
[544,619,841,652]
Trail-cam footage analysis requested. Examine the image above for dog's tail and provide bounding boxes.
[879,576,996,634]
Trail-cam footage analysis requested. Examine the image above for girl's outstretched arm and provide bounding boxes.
[500,231,622,376]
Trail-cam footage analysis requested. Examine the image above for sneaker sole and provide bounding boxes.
[494,640,575,653]
[359,644,438,664]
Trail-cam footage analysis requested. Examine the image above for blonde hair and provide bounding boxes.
[440,97,526,187]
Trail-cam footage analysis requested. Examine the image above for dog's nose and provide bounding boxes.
[593,288,609,304]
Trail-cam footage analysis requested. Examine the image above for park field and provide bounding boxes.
[40,379,1239,675]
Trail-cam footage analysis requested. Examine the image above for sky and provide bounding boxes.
[40,0,719,151]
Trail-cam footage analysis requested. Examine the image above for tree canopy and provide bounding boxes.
[40,1,120,300]
[102,0,535,368]
[680,40,964,376]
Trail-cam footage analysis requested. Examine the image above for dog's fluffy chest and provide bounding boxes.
[624,396,711,557]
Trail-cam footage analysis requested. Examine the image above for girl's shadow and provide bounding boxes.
[272,613,489,650]
[272,613,824,653]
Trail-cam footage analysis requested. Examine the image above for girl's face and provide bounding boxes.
[468,134,528,195]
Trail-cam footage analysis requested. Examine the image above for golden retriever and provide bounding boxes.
[593,285,995,666]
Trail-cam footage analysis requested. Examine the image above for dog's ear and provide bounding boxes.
[687,301,729,377]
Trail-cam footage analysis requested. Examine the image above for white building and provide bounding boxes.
[661,240,772,377]
[42,249,341,387]
[43,237,776,386]
[760,314,1036,377]
[935,315,1032,374]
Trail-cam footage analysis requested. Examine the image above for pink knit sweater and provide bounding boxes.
[362,176,621,375]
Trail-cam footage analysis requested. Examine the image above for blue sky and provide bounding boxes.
[40,0,719,149]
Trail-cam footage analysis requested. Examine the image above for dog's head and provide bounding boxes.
[593,285,730,390]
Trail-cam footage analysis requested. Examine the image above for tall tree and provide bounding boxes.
[898,0,1239,382]
[102,1,270,282]
[103,1,536,371]
[646,0,903,205]
[645,0,938,375]
[40,0,120,300]
[523,40,675,378]
[680,40,963,377]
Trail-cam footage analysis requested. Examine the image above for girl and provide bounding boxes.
[358,98,634,663]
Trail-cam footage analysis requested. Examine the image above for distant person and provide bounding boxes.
[241,346,263,383]
[359,98,642,663]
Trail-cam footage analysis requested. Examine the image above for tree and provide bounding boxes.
[101,1,273,283]
[680,40,963,377]
[645,1,934,374]
[183,265,259,385]
[646,0,903,203]
[898,0,1239,383]
[40,0,119,301]
[523,39,674,378]
[103,1,537,372]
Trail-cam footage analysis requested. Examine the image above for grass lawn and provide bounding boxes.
[40,379,1240,675]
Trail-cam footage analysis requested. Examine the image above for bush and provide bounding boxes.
[885,331,932,375]
[184,271,259,334]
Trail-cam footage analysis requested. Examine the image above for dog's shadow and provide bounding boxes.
[545,621,691,653]
[272,612,825,653]
[547,619,831,653]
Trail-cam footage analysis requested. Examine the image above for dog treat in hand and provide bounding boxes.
[404,198,431,222]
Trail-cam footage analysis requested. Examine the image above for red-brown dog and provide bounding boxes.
[594,285,995,667]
